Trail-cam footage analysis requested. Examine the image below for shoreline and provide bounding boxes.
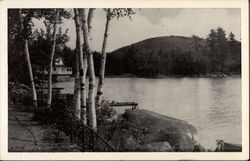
[98,74,241,79]
[66,74,241,80]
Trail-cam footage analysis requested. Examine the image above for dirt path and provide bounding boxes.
[8,104,80,152]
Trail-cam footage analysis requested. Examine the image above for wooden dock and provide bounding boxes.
[109,102,138,110]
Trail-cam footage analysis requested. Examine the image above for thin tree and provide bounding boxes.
[79,8,97,131]
[96,9,112,108]
[96,9,134,109]
[73,8,86,122]
[19,9,38,107]
[73,12,81,121]
[77,9,89,125]
[73,42,81,120]
[47,9,59,108]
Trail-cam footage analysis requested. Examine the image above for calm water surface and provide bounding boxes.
[55,77,241,150]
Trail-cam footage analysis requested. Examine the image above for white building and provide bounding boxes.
[45,56,72,81]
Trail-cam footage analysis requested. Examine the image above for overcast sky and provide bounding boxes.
[34,8,241,52]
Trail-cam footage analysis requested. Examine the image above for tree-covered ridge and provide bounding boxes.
[96,28,240,77]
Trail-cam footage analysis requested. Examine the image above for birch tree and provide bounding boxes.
[79,8,97,131]
[19,9,38,108]
[75,9,87,125]
[96,9,111,109]
[73,9,81,120]
[73,9,87,123]
[96,8,134,109]
[87,8,97,129]
[47,9,59,108]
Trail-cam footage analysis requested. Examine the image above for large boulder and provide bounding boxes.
[122,109,200,151]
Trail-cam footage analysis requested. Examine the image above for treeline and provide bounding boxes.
[9,22,241,84]
[93,28,241,77]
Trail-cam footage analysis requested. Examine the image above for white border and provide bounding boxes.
[0,0,249,160]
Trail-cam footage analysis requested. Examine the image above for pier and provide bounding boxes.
[109,101,139,110]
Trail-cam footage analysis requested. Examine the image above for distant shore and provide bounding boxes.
[60,73,241,83]
[104,73,241,79]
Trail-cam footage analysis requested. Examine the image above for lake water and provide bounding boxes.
[55,77,241,150]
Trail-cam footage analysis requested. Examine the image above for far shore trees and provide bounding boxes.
[104,28,240,77]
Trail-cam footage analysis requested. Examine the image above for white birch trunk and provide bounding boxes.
[19,9,37,107]
[73,21,81,120]
[73,53,81,120]
[78,9,89,125]
[47,10,59,108]
[80,8,97,131]
[96,13,111,108]
[74,9,87,124]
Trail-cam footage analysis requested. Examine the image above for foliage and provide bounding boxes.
[98,109,149,151]
[96,101,117,124]
[30,27,70,67]
[8,9,29,84]
[8,82,33,106]
[104,8,135,19]
[101,28,241,77]
[8,9,72,84]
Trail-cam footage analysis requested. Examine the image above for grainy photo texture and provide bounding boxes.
[8,8,241,152]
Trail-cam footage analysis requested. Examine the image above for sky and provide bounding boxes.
[34,8,241,52]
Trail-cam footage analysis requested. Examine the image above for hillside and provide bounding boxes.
[93,33,241,77]
[111,35,205,55]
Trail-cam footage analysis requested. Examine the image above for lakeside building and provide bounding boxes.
[44,56,72,81]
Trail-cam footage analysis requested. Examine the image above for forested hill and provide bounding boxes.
[112,35,206,54]
[95,31,241,77]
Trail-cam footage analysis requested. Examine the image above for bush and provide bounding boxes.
[106,110,149,151]
[8,82,33,106]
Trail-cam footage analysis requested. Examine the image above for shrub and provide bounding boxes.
[8,82,33,106]
[107,109,149,151]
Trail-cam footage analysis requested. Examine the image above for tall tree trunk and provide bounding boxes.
[74,9,87,124]
[47,10,59,108]
[73,21,81,120]
[19,9,37,107]
[73,46,81,120]
[80,8,97,131]
[78,9,89,125]
[87,8,95,36]
[96,13,111,108]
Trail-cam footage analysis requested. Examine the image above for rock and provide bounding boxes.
[130,109,198,151]
[111,109,201,152]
